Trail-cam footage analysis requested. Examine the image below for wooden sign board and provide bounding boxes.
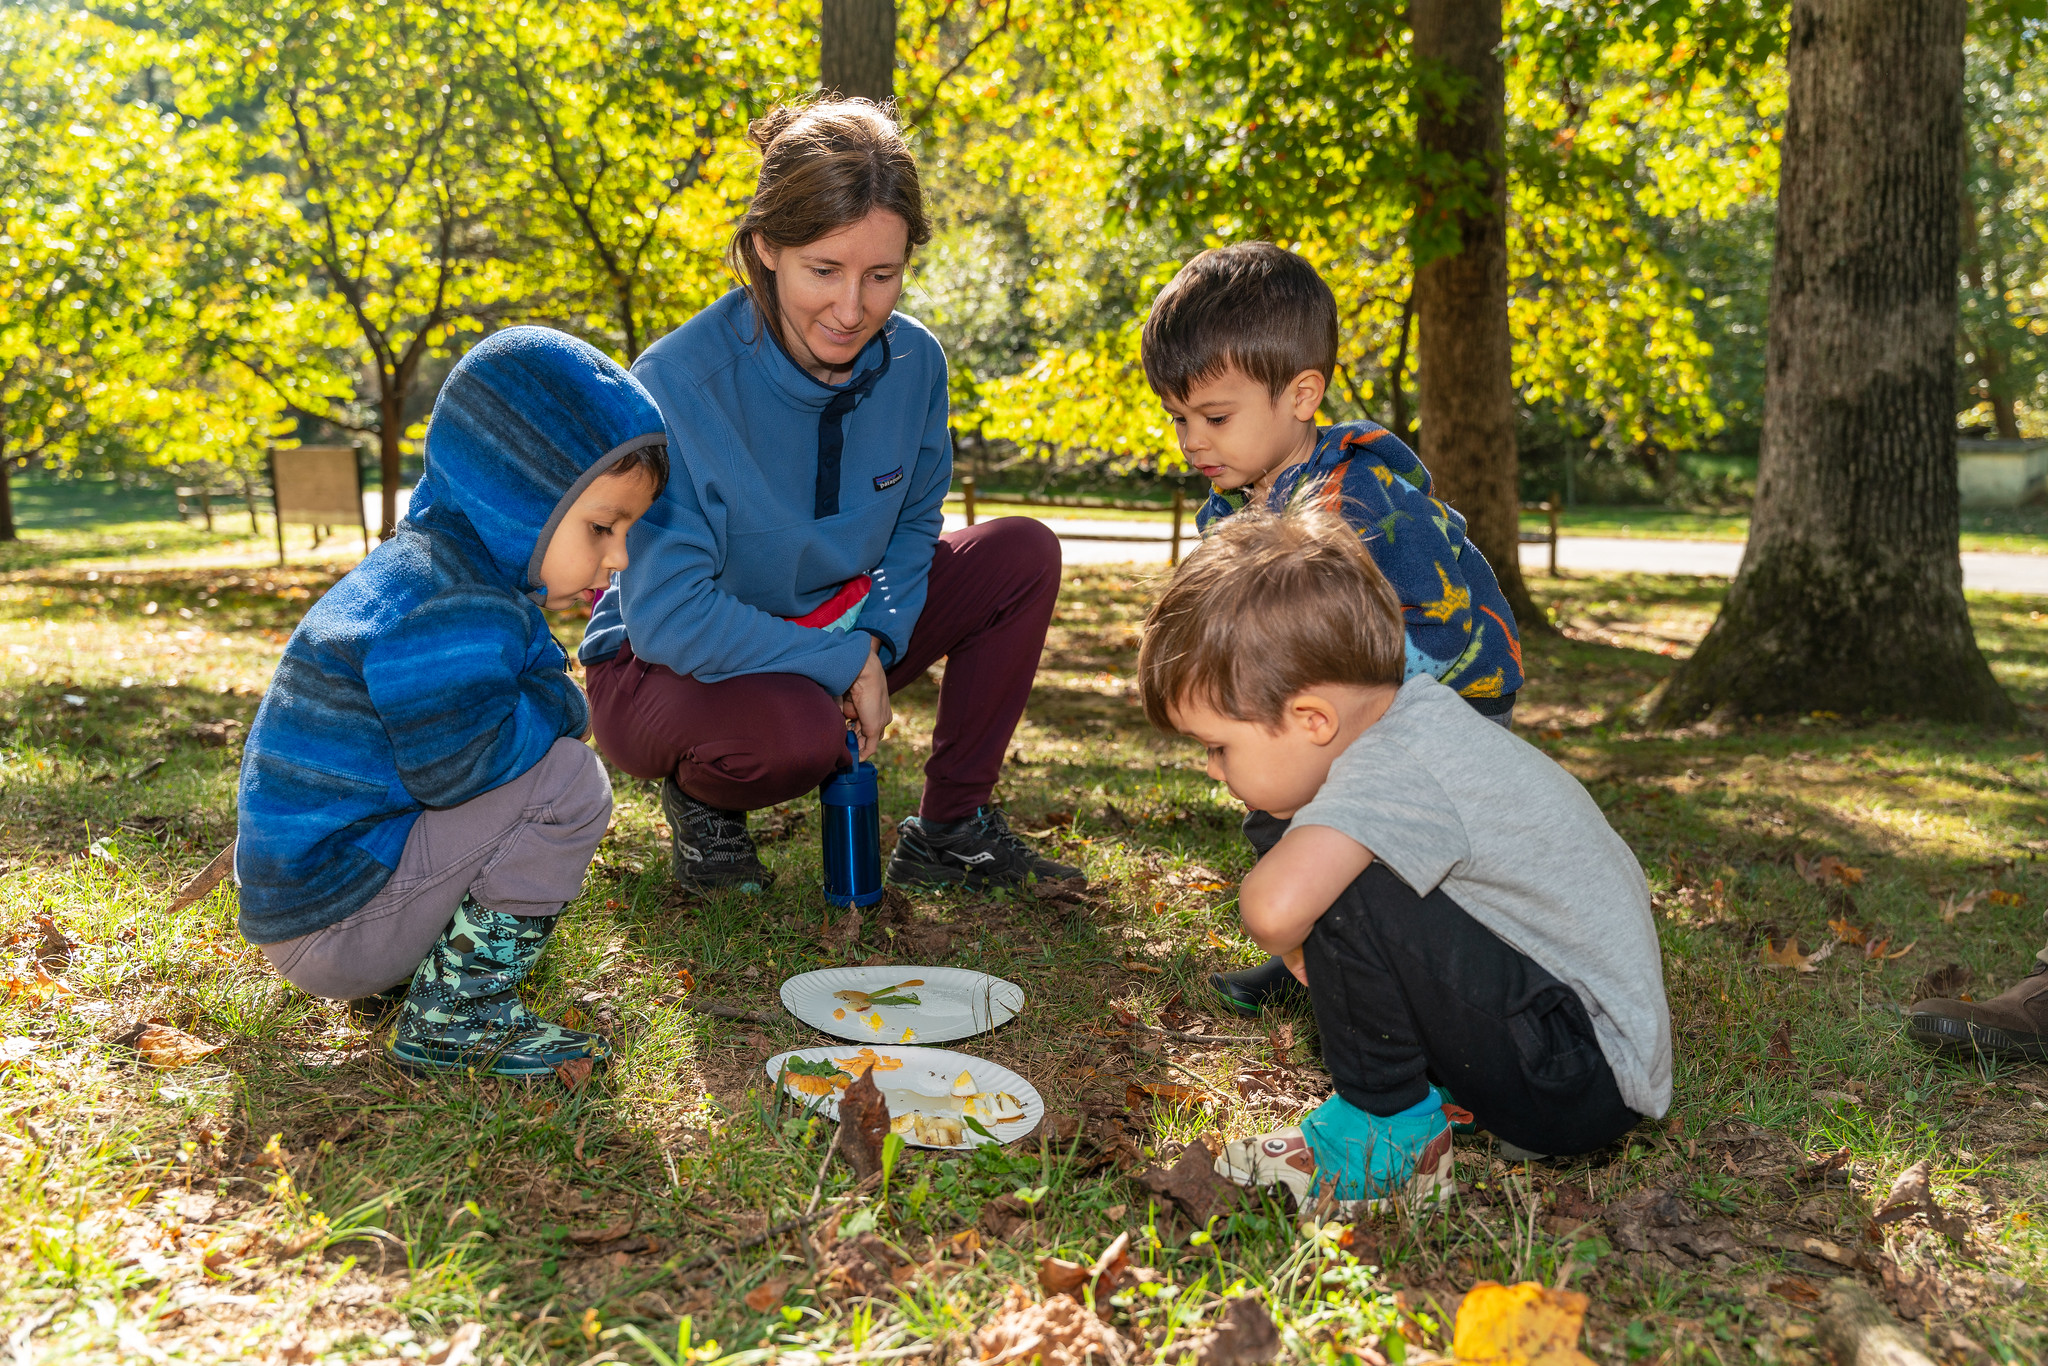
[269,445,368,562]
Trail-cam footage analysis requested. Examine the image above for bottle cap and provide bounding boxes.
[820,728,877,807]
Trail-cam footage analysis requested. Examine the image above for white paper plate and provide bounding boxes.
[765,1044,1043,1150]
[780,965,1026,1044]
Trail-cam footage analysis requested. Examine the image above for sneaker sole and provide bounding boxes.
[1908,1012,2048,1061]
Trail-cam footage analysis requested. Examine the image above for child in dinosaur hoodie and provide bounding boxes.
[234,327,667,1078]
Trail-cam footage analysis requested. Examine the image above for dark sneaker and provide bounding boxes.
[1908,957,2048,1061]
[1210,955,1309,1015]
[887,807,1083,891]
[388,899,612,1079]
[661,778,773,891]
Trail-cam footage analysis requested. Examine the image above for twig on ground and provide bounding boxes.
[806,1124,847,1217]
[1116,1023,1266,1045]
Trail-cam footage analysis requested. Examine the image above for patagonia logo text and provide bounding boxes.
[873,466,904,491]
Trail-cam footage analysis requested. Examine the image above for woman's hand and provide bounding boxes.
[840,635,893,760]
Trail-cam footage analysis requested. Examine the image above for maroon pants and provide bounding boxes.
[587,517,1060,822]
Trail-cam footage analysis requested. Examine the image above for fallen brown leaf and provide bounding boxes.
[1827,917,1866,946]
[1759,938,1833,973]
[973,1286,1131,1366]
[131,1023,220,1068]
[1184,1295,1280,1366]
[425,1323,484,1366]
[744,1277,789,1313]
[1939,890,1986,925]
[838,1069,891,1180]
[1136,1143,1242,1227]
[1769,1277,1821,1304]
[568,1216,635,1244]
[1795,853,1864,886]
[552,1057,595,1091]
[1910,963,1971,1003]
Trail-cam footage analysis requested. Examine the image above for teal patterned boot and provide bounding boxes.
[387,899,612,1079]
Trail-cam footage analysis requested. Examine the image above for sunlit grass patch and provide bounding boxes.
[0,551,2043,1362]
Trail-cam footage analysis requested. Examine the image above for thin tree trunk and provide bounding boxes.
[379,388,406,539]
[1652,0,2012,726]
[0,439,14,543]
[1409,0,1546,633]
[1389,281,1416,448]
[821,0,896,105]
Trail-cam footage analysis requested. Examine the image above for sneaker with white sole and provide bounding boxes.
[1215,1092,1456,1213]
[661,779,773,891]
[886,806,1082,890]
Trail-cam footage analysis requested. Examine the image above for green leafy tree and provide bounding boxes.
[1960,38,2048,438]
[475,0,798,363]
[0,5,293,540]
[174,0,522,536]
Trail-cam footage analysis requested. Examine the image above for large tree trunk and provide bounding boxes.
[821,0,896,105]
[1409,0,1546,634]
[1652,0,2012,726]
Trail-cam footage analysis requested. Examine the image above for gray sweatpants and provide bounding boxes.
[261,738,613,1000]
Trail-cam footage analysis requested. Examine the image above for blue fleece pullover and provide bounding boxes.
[1197,421,1524,700]
[578,289,951,692]
[234,327,667,945]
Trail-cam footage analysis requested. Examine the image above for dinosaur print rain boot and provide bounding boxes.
[387,898,612,1078]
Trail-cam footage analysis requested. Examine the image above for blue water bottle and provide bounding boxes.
[820,729,884,907]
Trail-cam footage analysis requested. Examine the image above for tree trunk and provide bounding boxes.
[379,388,406,539]
[1652,0,2013,726]
[0,439,14,543]
[1409,0,1546,634]
[821,0,896,105]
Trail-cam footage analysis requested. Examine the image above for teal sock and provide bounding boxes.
[1300,1091,1448,1202]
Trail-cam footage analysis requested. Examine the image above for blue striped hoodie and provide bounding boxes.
[234,327,666,945]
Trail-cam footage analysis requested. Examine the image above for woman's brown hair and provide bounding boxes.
[725,99,933,350]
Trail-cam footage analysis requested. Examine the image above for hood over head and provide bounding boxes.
[408,326,666,600]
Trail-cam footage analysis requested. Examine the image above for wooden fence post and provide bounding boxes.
[963,475,977,527]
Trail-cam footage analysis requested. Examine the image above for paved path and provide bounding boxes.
[951,512,2048,595]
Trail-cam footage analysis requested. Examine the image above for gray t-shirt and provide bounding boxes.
[1293,676,1673,1117]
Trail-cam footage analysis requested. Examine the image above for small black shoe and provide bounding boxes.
[1210,955,1309,1015]
[887,807,1083,891]
[661,779,774,891]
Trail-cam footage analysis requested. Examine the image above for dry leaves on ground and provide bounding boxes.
[116,1022,221,1068]
[973,1286,1131,1366]
[1939,890,1987,925]
[743,1277,789,1313]
[1037,1231,1131,1300]
[838,1069,891,1180]
[1794,853,1864,886]
[1759,938,1834,973]
[1136,1140,1243,1228]
[1181,1295,1280,1366]
[1450,1281,1596,1366]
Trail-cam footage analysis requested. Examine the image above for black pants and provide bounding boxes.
[1248,812,1640,1156]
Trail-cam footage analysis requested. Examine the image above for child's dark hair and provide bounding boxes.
[607,438,670,495]
[1138,499,1403,731]
[1141,243,1339,403]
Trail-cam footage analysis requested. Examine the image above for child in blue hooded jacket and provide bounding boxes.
[235,327,667,1078]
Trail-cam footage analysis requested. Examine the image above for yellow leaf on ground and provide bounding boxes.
[1827,917,1866,945]
[1451,1281,1596,1366]
[1204,930,1231,952]
[134,1024,220,1068]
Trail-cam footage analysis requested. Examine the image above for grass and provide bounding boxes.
[2,531,2046,1364]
